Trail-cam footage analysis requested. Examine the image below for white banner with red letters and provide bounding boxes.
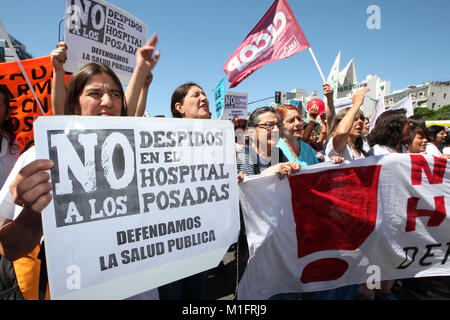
[223,0,310,88]
[238,154,450,300]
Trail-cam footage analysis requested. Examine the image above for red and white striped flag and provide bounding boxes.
[223,0,310,88]
[238,154,450,299]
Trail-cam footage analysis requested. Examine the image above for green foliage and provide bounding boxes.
[414,105,450,120]
[436,105,450,118]
[414,107,436,120]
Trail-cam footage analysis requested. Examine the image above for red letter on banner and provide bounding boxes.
[405,196,446,232]
[410,154,447,185]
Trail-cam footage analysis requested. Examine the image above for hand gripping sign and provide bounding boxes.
[33,116,239,299]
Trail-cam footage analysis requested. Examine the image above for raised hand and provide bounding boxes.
[323,83,334,99]
[136,33,160,74]
[50,42,67,72]
[352,88,370,108]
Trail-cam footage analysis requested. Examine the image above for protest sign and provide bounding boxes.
[219,92,248,120]
[336,59,358,99]
[64,0,147,85]
[33,116,239,299]
[238,154,450,299]
[0,56,71,151]
[326,51,340,101]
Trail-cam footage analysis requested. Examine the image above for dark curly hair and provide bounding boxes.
[367,109,411,148]
[0,86,18,154]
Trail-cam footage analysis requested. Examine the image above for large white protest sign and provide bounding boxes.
[33,116,239,300]
[219,92,248,120]
[238,154,450,299]
[64,0,147,84]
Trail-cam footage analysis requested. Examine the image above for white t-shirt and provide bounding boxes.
[425,143,442,157]
[368,144,407,156]
[443,146,450,155]
[324,137,365,161]
[0,146,36,224]
[0,134,20,189]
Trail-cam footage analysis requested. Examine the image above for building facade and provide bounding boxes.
[271,74,390,119]
[0,33,33,62]
[385,81,450,110]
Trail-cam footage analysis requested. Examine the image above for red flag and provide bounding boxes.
[223,0,310,88]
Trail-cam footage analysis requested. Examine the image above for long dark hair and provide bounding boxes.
[367,109,409,148]
[0,86,18,154]
[64,63,127,116]
[170,82,201,118]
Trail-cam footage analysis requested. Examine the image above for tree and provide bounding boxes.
[435,105,450,120]
[414,107,436,120]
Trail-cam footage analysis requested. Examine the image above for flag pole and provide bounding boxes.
[0,20,46,115]
[308,47,326,84]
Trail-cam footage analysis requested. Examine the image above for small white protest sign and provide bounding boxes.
[64,0,147,85]
[219,92,248,120]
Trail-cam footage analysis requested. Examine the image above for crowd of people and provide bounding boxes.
[0,32,449,300]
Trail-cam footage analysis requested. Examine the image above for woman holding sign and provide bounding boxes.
[51,34,160,117]
[0,36,161,299]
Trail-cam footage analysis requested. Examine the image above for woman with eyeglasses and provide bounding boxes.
[236,106,300,178]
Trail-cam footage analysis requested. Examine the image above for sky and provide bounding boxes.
[1,0,450,118]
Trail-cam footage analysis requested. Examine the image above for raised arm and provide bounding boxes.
[125,33,160,117]
[316,113,328,150]
[51,42,68,115]
[332,88,370,153]
[302,105,318,143]
[323,83,335,136]
[135,72,153,117]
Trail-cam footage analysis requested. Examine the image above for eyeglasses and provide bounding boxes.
[256,121,280,130]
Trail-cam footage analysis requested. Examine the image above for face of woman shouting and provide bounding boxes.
[349,114,364,141]
[174,85,210,119]
[281,109,304,140]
